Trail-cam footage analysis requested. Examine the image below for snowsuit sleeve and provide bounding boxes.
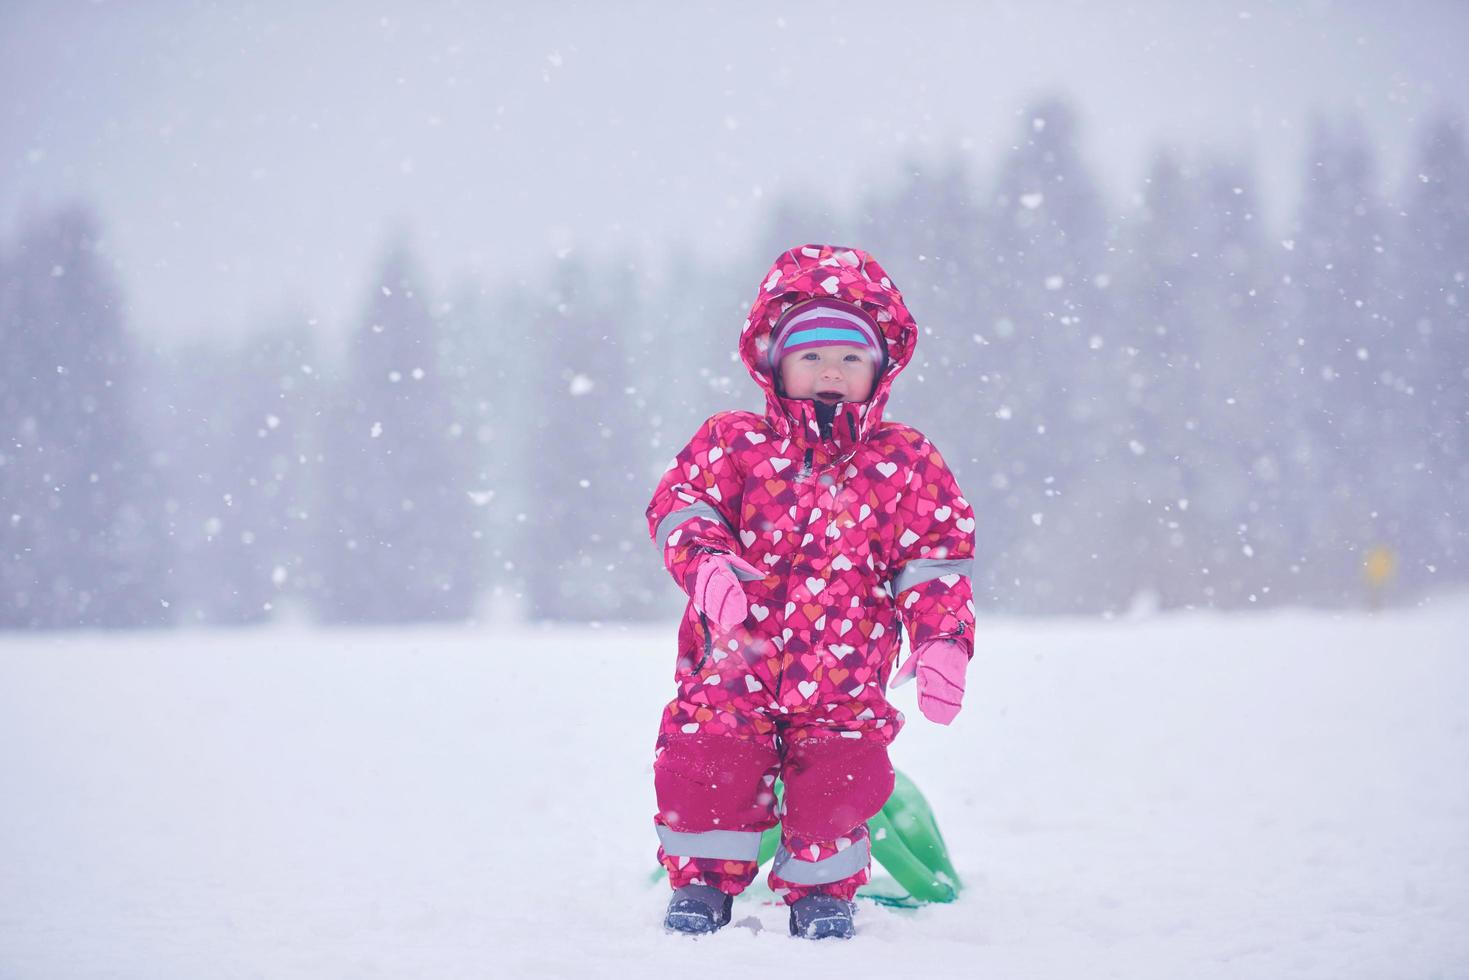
[646,413,747,595]
[891,438,976,658]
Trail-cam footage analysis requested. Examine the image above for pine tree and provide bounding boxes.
[315,240,479,623]
[858,156,988,456]
[1120,151,1288,608]
[0,206,168,628]
[521,256,654,621]
[1389,114,1469,590]
[1281,115,1393,603]
[159,320,321,624]
[980,97,1121,612]
[1113,149,1208,607]
[438,280,520,619]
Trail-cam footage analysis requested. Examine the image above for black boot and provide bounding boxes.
[788,893,856,939]
[664,884,733,935]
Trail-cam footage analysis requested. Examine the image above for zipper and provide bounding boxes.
[815,402,836,441]
[796,446,814,480]
[692,610,714,671]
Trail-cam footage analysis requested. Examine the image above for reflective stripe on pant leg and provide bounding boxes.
[771,837,871,886]
[657,826,764,861]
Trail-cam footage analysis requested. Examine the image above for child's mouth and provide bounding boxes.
[815,391,844,403]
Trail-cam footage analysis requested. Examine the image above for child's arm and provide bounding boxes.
[645,413,754,598]
[888,439,976,722]
[891,438,977,658]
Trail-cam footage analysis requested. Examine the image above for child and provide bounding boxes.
[646,244,975,939]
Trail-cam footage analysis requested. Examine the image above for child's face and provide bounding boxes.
[778,344,879,404]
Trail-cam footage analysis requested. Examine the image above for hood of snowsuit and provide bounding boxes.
[739,245,918,454]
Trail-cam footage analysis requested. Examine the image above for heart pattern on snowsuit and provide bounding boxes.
[647,244,976,902]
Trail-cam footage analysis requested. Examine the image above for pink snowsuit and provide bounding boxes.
[647,244,976,903]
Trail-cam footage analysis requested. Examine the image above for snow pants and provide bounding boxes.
[653,727,896,904]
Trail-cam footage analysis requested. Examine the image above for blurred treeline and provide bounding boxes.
[2,99,1465,629]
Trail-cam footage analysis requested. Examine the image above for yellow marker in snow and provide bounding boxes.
[1363,546,1396,589]
[1363,545,1396,610]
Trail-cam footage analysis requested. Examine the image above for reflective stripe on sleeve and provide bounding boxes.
[656,826,764,861]
[892,557,973,596]
[770,838,871,886]
[728,561,764,582]
[654,501,732,549]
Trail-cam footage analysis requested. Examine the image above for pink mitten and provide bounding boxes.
[890,639,969,725]
[689,554,764,630]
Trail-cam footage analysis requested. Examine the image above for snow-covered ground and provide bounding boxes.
[2,600,1467,980]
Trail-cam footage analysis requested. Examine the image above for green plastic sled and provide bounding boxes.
[652,768,962,907]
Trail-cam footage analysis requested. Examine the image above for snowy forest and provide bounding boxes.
[2,99,1465,630]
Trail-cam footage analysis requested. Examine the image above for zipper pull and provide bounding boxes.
[796,447,814,480]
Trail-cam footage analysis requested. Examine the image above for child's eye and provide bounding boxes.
[844,353,863,362]
[802,352,820,360]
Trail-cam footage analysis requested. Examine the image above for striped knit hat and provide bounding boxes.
[769,298,885,370]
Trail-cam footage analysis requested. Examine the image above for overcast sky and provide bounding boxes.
[2,0,1465,342]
